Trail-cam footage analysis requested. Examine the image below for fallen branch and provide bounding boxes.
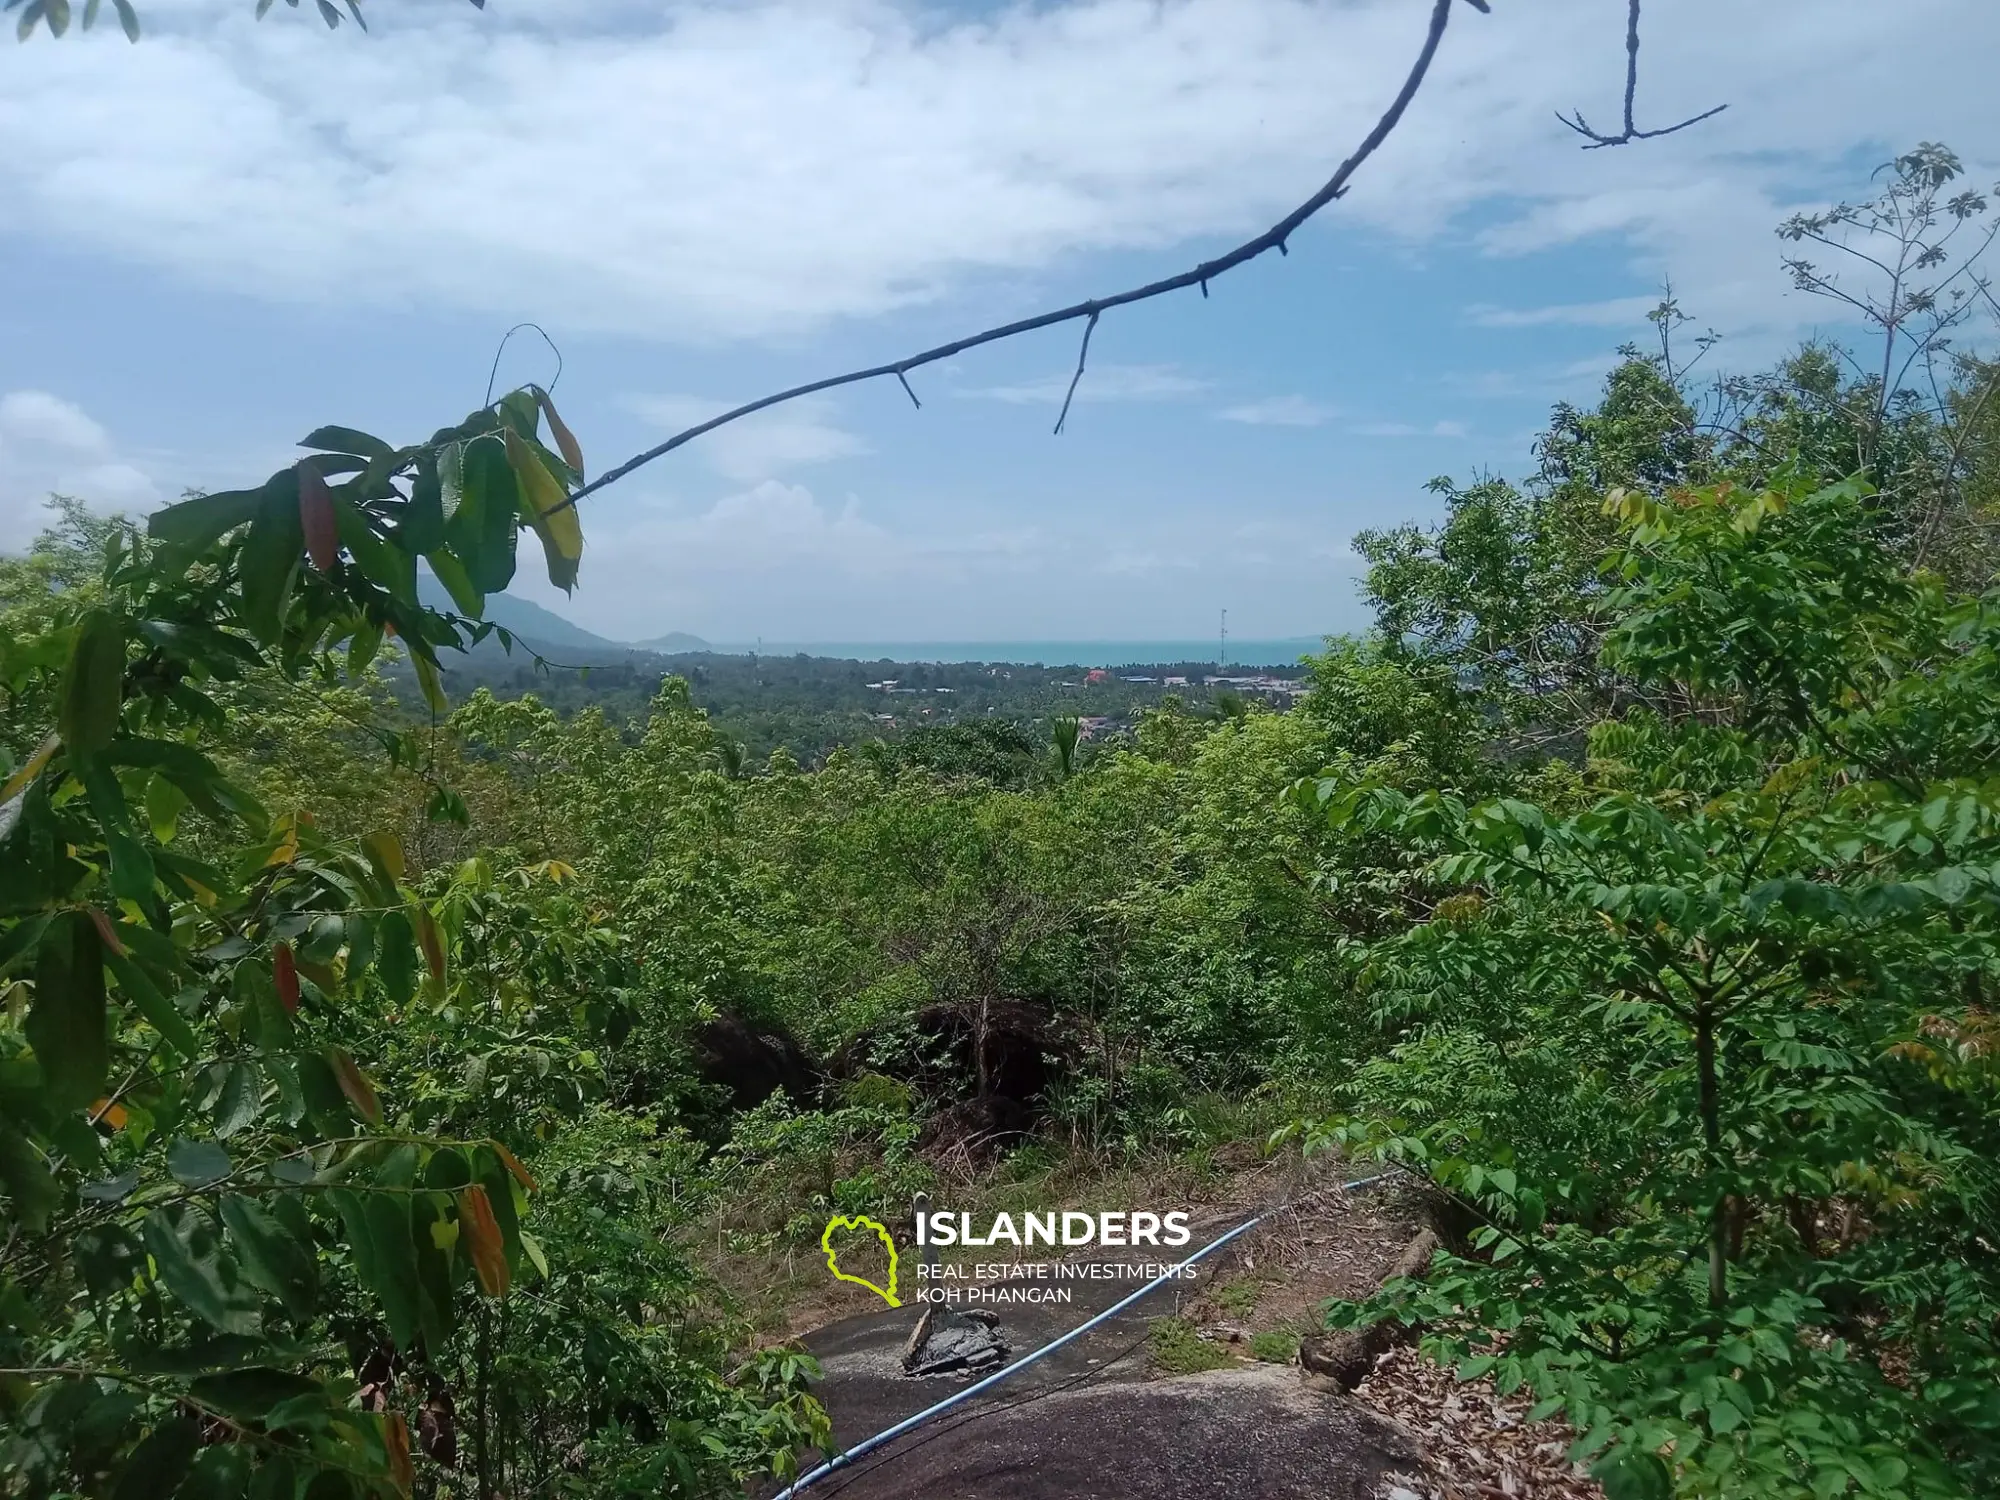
[550,0,1480,515]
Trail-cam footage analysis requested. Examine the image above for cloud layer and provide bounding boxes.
[0,391,161,549]
[3,0,1988,350]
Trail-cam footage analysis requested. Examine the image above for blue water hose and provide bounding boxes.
[771,1171,1395,1498]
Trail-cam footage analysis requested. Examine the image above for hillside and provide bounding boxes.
[415,573,712,656]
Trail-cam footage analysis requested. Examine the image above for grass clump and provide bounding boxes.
[1248,1329,1299,1364]
[1149,1317,1233,1375]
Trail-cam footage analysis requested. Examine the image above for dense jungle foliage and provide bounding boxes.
[3,145,1998,1500]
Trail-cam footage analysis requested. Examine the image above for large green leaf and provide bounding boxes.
[167,1137,233,1188]
[450,434,520,595]
[109,1416,200,1500]
[425,549,483,618]
[239,471,306,645]
[187,1367,325,1421]
[220,1194,319,1320]
[104,945,195,1059]
[374,909,416,1006]
[363,1172,422,1350]
[146,487,261,553]
[27,912,107,1111]
[143,1204,260,1334]
[298,425,394,461]
[58,609,127,757]
[80,761,155,902]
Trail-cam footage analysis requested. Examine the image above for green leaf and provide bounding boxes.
[81,760,155,902]
[59,609,127,757]
[211,1060,263,1138]
[299,425,393,461]
[28,911,107,1111]
[167,1138,233,1188]
[239,471,306,645]
[187,1367,324,1421]
[411,1191,457,1350]
[147,487,261,553]
[451,434,520,595]
[0,1129,60,1232]
[375,909,416,1006]
[111,0,137,40]
[110,1416,200,1500]
[1594,1448,1673,1500]
[220,1194,318,1319]
[364,1178,422,1350]
[410,648,447,717]
[143,1203,259,1334]
[426,549,483,618]
[104,944,198,1060]
[145,773,186,842]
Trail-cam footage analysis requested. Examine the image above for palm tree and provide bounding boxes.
[1051,716,1081,779]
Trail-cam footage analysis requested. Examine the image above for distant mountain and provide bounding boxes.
[415,576,709,655]
[631,631,714,653]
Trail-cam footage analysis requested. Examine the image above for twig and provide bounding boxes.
[1053,311,1100,436]
[550,0,1475,515]
[1556,0,1725,149]
[483,321,563,407]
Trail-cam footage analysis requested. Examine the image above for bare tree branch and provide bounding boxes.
[552,0,1480,515]
[1052,310,1100,436]
[1556,0,1725,149]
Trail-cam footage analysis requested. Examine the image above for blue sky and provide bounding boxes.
[1,0,1992,643]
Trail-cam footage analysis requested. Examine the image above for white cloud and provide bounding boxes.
[0,390,163,549]
[1466,295,1663,329]
[1216,395,1338,427]
[1351,419,1467,439]
[959,364,1210,405]
[0,0,1988,356]
[623,393,867,482]
[1097,549,1198,577]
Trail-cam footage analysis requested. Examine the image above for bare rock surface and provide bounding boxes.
[800,1363,1421,1500]
[755,1172,1439,1498]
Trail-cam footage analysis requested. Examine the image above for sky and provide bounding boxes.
[1,0,1994,645]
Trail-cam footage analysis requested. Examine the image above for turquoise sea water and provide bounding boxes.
[706,639,1329,669]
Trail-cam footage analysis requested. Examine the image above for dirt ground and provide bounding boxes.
[755,1152,1604,1500]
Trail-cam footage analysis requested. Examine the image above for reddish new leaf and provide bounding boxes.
[298,461,340,573]
[457,1184,509,1297]
[384,1411,414,1496]
[273,941,300,1014]
[532,385,585,477]
[490,1142,539,1193]
[414,906,446,985]
[329,1047,382,1124]
[84,907,127,958]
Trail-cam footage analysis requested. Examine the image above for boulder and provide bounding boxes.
[690,1013,815,1112]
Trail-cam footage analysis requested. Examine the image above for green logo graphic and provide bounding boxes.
[821,1214,901,1307]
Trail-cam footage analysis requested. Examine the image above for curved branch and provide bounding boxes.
[551,0,1477,515]
[1556,0,1725,150]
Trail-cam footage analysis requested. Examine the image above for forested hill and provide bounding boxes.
[4,146,2000,1500]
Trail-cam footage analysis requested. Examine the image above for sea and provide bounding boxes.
[707,639,1331,670]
